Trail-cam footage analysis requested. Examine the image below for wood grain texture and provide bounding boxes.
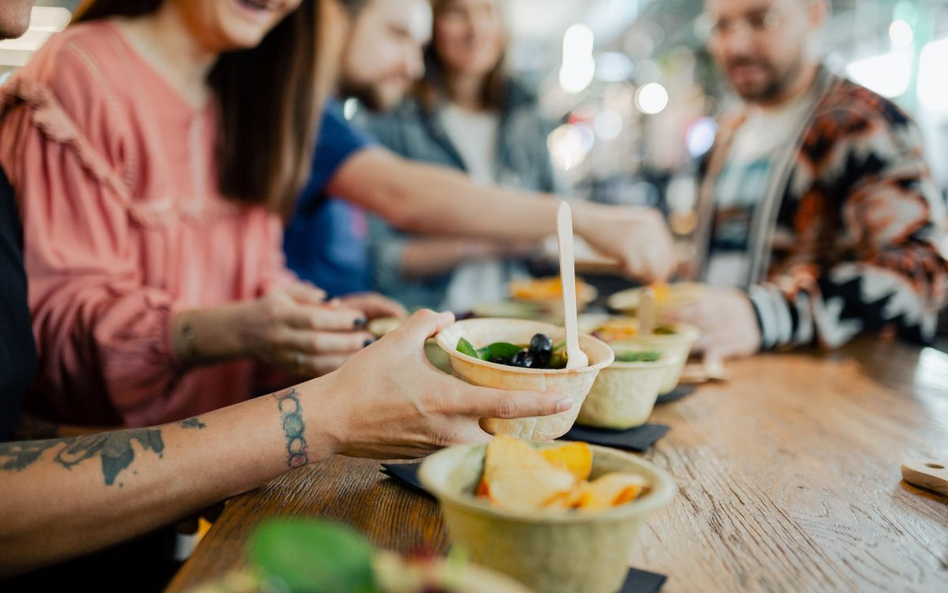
[165,340,948,593]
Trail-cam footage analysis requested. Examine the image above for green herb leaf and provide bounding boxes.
[477,342,523,362]
[457,337,479,359]
[248,520,377,593]
[616,351,662,363]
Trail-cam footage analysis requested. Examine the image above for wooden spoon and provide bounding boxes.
[558,202,588,369]
[902,459,948,497]
[638,288,656,336]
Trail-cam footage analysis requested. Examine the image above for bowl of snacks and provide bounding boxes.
[579,315,700,395]
[198,519,536,593]
[577,348,680,429]
[436,319,614,440]
[509,277,598,314]
[607,282,705,317]
[419,436,676,593]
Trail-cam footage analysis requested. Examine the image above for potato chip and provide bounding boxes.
[577,473,649,511]
[540,442,593,482]
[479,438,650,513]
[482,437,575,511]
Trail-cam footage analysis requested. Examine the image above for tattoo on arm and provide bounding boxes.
[273,388,309,468]
[0,429,165,487]
[179,417,207,430]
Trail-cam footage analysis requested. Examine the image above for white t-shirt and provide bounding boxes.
[706,96,812,288]
[438,104,518,312]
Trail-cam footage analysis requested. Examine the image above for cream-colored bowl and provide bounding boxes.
[579,316,699,395]
[577,351,680,429]
[607,282,705,316]
[436,319,614,440]
[419,442,676,593]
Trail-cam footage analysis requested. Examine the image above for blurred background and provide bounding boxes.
[6,0,946,228]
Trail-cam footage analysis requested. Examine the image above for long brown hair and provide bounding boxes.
[72,0,325,215]
[416,0,508,112]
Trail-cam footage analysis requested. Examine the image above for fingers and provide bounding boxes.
[341,293,409,319]
[446,385,573,420]
[283,303,369,332]
[396,310,455,342]
[283,329,375,355]
[284,282,327,306]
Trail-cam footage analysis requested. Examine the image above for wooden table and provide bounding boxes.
[166,340,948,593]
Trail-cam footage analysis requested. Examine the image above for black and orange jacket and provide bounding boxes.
[694,67,948,349]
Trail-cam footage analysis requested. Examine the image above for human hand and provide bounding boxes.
[336,292,408,320]
[668,287,761,361]
[314,310,573,459]
[239,283,376,377]
[573,203,677,282]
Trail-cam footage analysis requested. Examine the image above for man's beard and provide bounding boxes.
[726,52,805,104]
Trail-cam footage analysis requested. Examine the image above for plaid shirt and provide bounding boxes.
[695,68,948,349]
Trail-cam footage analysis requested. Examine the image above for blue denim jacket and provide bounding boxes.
[364,82,560,310]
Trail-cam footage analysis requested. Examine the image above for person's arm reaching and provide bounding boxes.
[0,311,570,579]
[328,148,677,282]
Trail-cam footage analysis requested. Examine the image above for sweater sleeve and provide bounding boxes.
[0,46,185,418]
[750,100,948,349]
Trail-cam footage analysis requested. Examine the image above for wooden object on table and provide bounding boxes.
[557,202,588,369]
[902,459,948,497]
[638,288,656,336]
[165,339,948,593]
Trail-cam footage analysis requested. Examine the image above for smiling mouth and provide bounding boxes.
[236,0,283,12]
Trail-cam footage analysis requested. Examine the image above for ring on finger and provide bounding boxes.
[293,351,306,375]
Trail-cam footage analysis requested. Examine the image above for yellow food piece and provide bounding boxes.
[478,437,650,513]
[482,436,575,511]
[510,277,586,301]
[540,442,593,482]
[594,319,640,342]
[649,283,671,303]
[576,473,649,511]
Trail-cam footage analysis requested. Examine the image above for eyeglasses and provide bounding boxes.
[697,8,785,41]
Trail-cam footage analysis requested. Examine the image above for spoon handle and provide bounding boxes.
[558,202,587,369]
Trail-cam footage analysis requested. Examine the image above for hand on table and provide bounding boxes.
[668,287,762,361]
[315,310,573,459]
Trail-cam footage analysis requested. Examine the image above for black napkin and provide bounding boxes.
[620,568,667,592]
[655,384,696,405]
[380,462,430,497]
[562,423,669,452]
[380,462,667,593]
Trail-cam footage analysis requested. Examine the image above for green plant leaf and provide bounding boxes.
[615,350,662,363]
[247,519,377,593]
[477,342,523,362]
[456,337,479,359]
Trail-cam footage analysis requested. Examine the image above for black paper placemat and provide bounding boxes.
[381,462,429,497]
[380,462,667,593]
[562,423,669,452]
[655,384,696,405]
[620,568,667,592]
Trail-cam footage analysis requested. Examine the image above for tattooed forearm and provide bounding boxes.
[273,388,309,468]
[179,417,207,430]
[0,429,165,487]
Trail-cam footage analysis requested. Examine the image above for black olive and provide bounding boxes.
[528,333,553,365]
[510,350,535,368]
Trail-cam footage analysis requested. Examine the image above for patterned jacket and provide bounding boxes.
[694,67,948,349]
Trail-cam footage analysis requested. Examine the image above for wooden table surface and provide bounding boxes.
[165,340,948,593]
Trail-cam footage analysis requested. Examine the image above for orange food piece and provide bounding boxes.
[576,473,649,511]
[649,282,671,303]
[540,442,593,482]
[510,277,585,301]
[481,436,575,511]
